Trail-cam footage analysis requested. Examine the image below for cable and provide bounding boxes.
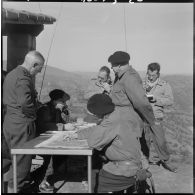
[38,2,42,13]
[123,5,128,52]
[38,2,63,101]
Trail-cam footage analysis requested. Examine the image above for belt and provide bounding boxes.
[113,161,141,168]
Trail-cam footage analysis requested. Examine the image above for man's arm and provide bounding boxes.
[16,76,36,118]
[77,118,117,150]
[154,83,174,107]
[36,106,58,133]
[84,79,104,100]
[123,74,155,126]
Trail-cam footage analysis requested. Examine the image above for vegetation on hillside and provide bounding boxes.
[35,66,192,165]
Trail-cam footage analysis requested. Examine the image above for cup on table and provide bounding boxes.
[56,123,64,131]
[77,117,84,125]
[64,123,75,131]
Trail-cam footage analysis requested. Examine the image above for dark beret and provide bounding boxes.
[49,89,70,101]
[87,94,115,116]
[108,51,130,67]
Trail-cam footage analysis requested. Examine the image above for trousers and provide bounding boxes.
[143,119,169,161]
[33,155,67,185]
[3,115,36,192]
[92,169,136,193]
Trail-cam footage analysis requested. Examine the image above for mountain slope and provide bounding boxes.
[36,66,193,113]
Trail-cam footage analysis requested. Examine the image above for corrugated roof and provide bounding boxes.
[2,8,56,25]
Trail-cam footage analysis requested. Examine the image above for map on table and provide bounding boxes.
[35,123,96,149]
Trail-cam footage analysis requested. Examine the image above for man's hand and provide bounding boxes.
[56,103,64,111]
[102,82,111,93]
[63,132,78,141]
[61,112,69,122]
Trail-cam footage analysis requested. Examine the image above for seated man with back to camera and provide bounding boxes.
[142,62,176,172]
[64,94,152,193]
[32,89,73,192]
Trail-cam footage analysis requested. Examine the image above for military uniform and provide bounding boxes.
[76,91,153,192]
[142,78,174,161]
[3,65,37,192]
[110,66,155,138]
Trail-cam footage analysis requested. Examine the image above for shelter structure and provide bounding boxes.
[2,7,56,72]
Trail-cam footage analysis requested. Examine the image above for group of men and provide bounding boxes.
[85,52,175,171]
[3,50,176,193]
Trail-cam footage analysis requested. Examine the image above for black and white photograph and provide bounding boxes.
[2,1,193,193]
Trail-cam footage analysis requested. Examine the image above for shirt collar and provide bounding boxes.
[19,65,31,77]
[117,66,132,79]
[145,77,163,87]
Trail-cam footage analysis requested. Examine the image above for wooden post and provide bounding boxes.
[7,34,36,72]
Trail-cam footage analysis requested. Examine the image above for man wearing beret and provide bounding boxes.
[64,94,151,193]
[107,51,176,172]
[108,51,155,138]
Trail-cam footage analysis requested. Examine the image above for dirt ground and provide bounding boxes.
[33,157,193,193]
[3,156,192,193]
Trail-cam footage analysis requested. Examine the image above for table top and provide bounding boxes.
[11,134,93,156]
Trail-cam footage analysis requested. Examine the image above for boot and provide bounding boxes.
[160,160,177,173]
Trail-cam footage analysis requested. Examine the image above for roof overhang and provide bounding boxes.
[2,8,56,25]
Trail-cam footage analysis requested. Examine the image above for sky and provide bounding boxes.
[2,2,193,75]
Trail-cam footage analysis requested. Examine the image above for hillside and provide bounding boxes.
[2,64,193,193]
[35,66,193,193]
[35,66,193,166]
[36,66,193,112]
[163,74,193,113]
[3,64,193,165]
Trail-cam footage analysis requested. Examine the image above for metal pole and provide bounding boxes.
[88,155,92,193]
[13,154,17,193]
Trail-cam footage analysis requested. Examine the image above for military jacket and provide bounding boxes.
[77,108,142,177]
[110,66,155,130]
[3,66,37,122]
[143,78,174,119]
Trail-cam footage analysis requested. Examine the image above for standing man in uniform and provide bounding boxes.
[108,51,155,139]
[3,51,45,193]
[143,62,176,172]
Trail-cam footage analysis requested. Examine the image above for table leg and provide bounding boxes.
[88,155,92,193]
[13,154,17,193]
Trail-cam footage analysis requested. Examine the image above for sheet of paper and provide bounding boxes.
[65,122,96,131]
[35,122,96,149]
[35,130,89,149]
